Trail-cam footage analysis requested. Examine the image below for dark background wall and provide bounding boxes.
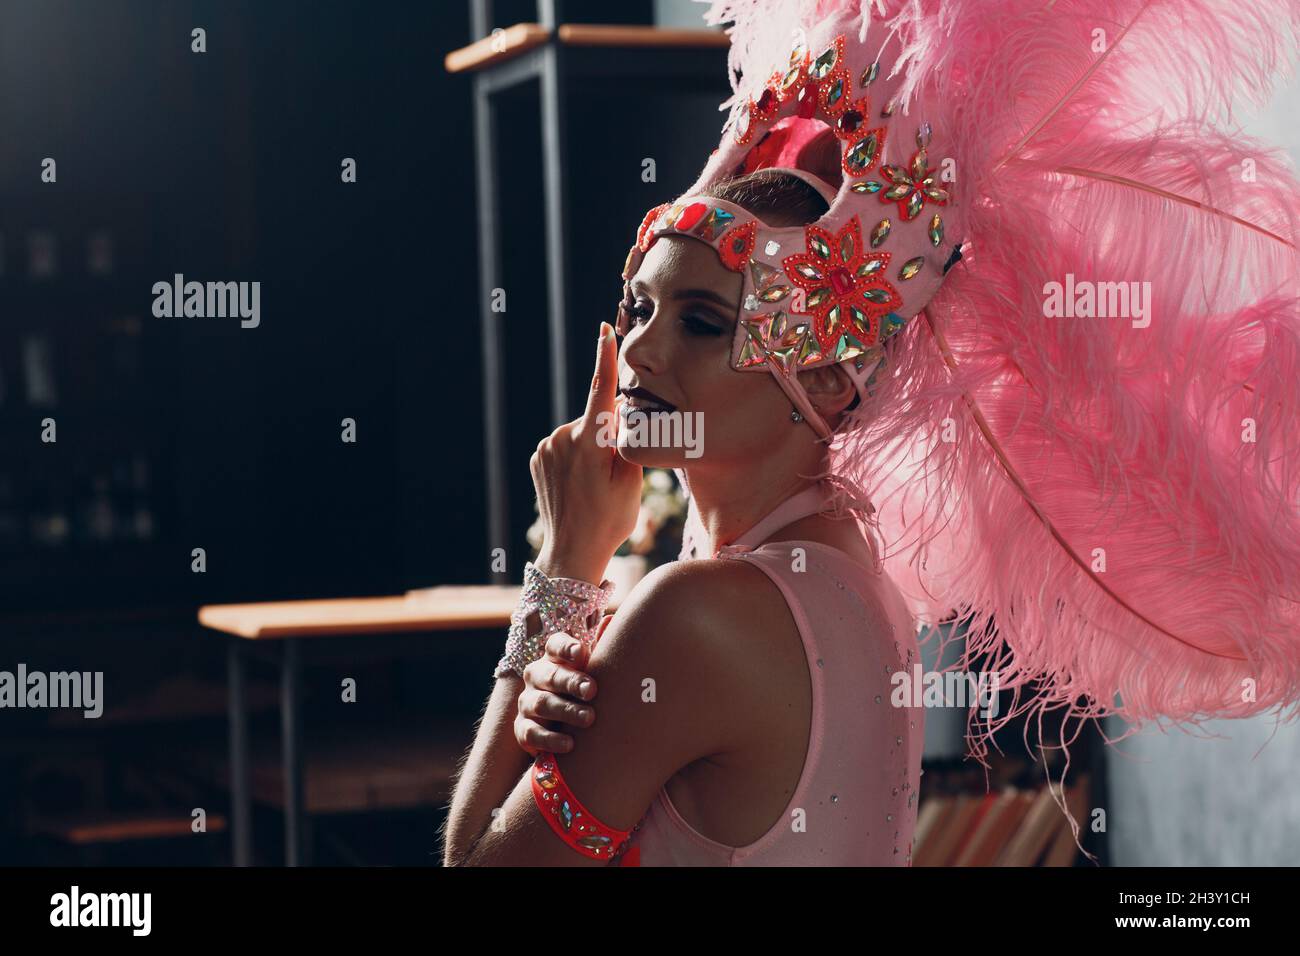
[1,0,484,612]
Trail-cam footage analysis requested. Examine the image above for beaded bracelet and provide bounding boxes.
[494,561,614,680]
[531,752,639,862]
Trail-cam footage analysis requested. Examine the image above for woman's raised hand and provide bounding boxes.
[529,321,643,585]
[514,616,609,755]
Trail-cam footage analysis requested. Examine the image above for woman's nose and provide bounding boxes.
[620,313,667,375]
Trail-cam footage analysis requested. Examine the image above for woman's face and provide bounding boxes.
[616,235,798,468]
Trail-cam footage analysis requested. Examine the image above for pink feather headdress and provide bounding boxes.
[648,0,1300,847]
[621,4,967,437]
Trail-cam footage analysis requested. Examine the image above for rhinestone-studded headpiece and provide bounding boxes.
[618,9,963,440]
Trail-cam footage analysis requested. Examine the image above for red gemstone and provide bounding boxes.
[675,202,707,232]
[797,86,817,118]
[757,88,777,114]
[830,266,855,297]
[718,221,755,272]
[838,109,862,133]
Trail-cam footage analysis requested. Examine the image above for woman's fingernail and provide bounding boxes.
[599,320,611,342]
[567,641,580,660]
[578,679,592,697]
[577,708,592,721]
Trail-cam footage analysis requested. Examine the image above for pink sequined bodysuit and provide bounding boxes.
[628,478,925,866]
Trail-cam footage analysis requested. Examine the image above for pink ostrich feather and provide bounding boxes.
[698,0,1300,842]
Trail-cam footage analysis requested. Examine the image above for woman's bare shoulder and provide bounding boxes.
[625,556,789,627]
[604,557,801,681]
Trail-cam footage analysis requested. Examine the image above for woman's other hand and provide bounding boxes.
[514,619,607,756]
[530,321,642,585]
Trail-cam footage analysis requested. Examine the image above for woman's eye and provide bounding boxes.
[618,301,724,337]
[681,314,725,336]
[628,303,654,324]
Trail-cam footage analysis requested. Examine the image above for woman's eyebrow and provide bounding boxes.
[630,281,736,310]
[676,287,737,310]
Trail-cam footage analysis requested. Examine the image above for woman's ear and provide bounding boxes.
[799,363,857,421]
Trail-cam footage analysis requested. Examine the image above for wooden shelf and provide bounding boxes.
[444,22,727,74]
[444,22,550,73]
[556,24,728,48]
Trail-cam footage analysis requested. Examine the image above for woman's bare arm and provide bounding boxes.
[440,547,613,865]
[439,673,533,866]
[447,559,763,866]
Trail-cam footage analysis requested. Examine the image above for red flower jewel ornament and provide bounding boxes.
[782,215,900,355]
[880,133,950,221]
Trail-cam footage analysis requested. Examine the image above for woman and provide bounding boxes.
[442,0,1300,866]
[444,161,924,866]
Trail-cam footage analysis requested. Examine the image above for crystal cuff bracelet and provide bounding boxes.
[494,561,614,679]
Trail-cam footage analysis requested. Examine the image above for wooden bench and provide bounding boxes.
[34,812,227,846]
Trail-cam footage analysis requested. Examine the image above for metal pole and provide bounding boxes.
[474,74,510,580]
[470,0,492,38]
[539,0,571,426]
[281,639,305,866]
[226,639,252,866]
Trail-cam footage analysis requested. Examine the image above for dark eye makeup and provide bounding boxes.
[616,299,728,337]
